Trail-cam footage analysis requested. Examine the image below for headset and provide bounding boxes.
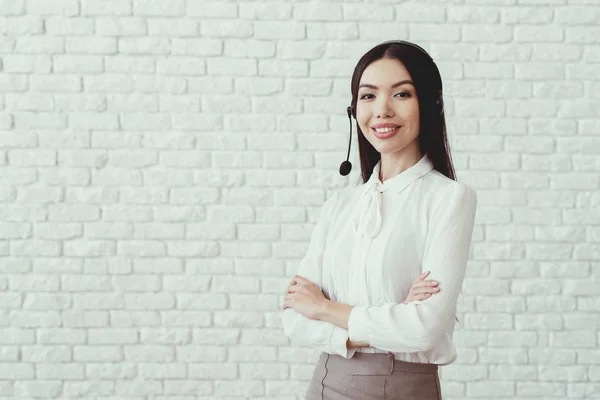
[339,40,440,176]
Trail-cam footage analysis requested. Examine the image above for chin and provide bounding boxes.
[376,146,405,155]
[368,138,406,154]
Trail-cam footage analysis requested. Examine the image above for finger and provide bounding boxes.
[410,281,436,291]
[410,281,428,289]
[287,285,299,294]
[413,286,440,295]
[285,284,295,295]
[406,292,434,303]
[294,275,312,285]
[286,277,304,292]
[413,272,430,284]
[411,279,439,289]
[417,284,441,292]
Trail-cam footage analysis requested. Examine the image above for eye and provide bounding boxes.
[359,92,411,100]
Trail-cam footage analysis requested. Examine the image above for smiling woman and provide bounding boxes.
[347,40,452,184]
[281,40,477,400]
[357,62,421,159]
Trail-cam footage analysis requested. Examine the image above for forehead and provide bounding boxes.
[359,58,412,87]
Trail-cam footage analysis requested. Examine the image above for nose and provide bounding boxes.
[375,97,394,118]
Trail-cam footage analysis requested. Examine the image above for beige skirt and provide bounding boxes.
[305,352,442,400]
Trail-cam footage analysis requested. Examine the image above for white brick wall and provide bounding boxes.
[0,0,598,399]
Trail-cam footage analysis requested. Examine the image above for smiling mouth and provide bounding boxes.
[371,126,401,138]
[372,126,400,134]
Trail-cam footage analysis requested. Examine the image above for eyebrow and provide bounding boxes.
[358,80,414,90]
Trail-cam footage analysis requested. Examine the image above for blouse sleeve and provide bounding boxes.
[281,191,358,359]
[347,183,477,353]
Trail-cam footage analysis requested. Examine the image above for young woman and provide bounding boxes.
[281,40,477,400]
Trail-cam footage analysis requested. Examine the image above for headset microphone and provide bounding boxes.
[339,105,354,176]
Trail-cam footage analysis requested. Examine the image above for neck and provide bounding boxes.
[379,145,423,183]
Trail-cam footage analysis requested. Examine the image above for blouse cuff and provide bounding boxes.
[348,306,370,344]
[330,326,358,359]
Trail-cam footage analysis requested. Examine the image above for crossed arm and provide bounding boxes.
[316,297,371,349]
[285,272,439,349]
[283,275,370,349]
[282,183,477,358]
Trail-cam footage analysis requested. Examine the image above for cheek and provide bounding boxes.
[355,107,367,123]
[356,115,370,132]
[408,102,420,120]
[360,123,374,138]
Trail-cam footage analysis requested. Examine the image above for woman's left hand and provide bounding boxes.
[282,275,328,320]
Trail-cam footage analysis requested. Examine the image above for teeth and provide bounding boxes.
[374,127,398,133]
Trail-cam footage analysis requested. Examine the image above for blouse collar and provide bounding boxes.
[367,153,434,194]
[353,154,434,238]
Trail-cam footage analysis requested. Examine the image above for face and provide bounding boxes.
[356,58,420,156]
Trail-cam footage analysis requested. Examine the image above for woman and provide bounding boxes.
[281,40,477,400]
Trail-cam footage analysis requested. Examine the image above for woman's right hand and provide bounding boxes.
[402,271,439,304]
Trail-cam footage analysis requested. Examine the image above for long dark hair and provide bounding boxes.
[350,41,456,183]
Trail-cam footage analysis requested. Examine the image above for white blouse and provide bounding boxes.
[281,154,477,365]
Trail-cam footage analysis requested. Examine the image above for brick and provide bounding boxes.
[26,0,78,15]
[189,363,237,379]
[463,25,512,42]
[15,36,64,54]
[82,0,131,16]
[96,17,146,36]
[66,37,116,54]
[467,381,514,397]
[118,37,169,55]
[133,0,184,16]
[3,55,51,73]
[45,16,93,34]
[149,19,197,37]
[0,0,25,15]
[254,21,302,40]
[515,25,564,42]
[517,382,566,397]
[238,3,288,19]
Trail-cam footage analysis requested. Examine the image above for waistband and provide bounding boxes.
[320,352,438,376]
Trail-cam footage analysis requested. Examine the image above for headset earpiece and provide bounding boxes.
[346,105,355,119]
